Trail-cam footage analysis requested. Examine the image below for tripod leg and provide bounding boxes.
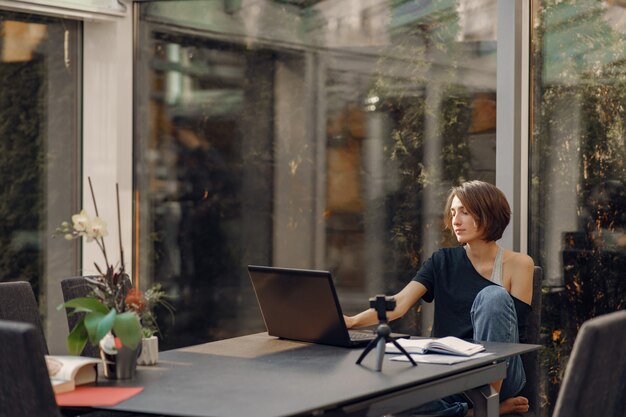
[375,337,386,371]
[356,338,378,365]
[390,338,417,366]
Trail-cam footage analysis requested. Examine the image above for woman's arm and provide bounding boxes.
[509,253,535,305]
[344,281,428,329]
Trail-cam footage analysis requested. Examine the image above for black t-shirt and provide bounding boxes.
[412,246,531,340]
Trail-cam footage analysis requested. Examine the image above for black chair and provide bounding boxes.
[0,282,132,417]
[551,309,626,417]
[520,266,544,415]
[0,281,49,355]
[0,319,62,417]
[502,266,543,417]
[61,275,133,358]
[61,276,102,358]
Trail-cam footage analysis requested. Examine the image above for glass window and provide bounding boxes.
[530,0,626,412]
[0,11,81,352]
[135,0,498,350]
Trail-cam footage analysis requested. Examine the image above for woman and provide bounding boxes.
[345,180,534,416]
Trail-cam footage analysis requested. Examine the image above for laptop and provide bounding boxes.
[247,265,404,348]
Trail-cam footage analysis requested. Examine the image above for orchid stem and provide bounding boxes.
[116,183,126,275]
[88,176,110,268]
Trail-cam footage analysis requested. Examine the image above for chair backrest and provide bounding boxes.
[0,281,49,355]
[502,266,543,417]
[0,319,62,417]
[526,266,544,346]
[61,276,101,358]
[552,309,626,417]
[518,266,543,413]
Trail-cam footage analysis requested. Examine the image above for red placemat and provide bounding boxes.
[56,386,144,407]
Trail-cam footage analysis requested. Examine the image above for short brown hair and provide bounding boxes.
[443,181,511,242]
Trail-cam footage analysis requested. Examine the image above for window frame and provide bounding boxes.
[495,0,530,253]
[1,0,134,353]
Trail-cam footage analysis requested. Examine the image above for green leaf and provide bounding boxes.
[83,309,115,345]
[113,312,142,349]
[84,313,104,345]
[66,319,88,356]
[83,311,104,343]
[96,309,117,343]
[58,297,109,314]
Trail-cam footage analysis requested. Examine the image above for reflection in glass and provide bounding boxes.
[135,0,498,350]
[531,0,626,413]
[0,12,81,347]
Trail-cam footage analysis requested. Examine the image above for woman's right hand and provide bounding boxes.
[343,315,354,329]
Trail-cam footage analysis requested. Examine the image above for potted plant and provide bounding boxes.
[58,179,142,379]
[125,283,174,365]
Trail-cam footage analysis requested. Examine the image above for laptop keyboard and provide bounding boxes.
[349,330,375,340]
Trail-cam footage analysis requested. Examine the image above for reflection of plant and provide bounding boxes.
[0,60,45,299]
[387,97,427,270]
[531,4,626,412]
[544,329,566,385]
[125,284,175,338]
[381,87,473,271]
[540,324,568,413]
[58,179,142,355]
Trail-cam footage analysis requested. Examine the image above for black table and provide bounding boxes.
[92,333,539,417]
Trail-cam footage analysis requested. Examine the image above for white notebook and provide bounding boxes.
[386,336,485,357]
[390,351,493,364]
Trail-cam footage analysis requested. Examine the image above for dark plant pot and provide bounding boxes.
[100,343,141,379]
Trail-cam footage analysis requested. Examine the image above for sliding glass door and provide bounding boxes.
[0,11,81,352]
[134,0,499,349]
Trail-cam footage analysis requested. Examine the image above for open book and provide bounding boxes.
[386,336,485,357]
[45,355,100,394]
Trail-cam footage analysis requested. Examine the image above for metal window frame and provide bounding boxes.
[496,0,529,253]
[0,0,126,21]
[0,0,135,288]
[0,0,133,354]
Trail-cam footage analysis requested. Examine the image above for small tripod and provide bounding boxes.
[356,295,417,371]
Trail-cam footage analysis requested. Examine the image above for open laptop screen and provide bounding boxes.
[247,265,357,347]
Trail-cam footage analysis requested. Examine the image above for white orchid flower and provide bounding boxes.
[85,216,108,242]
[72,210,90,232]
